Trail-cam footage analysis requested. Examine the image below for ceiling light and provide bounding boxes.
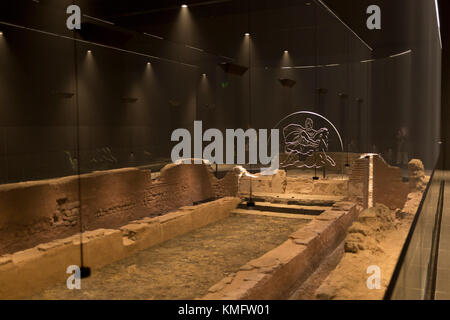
[245,33,250,36]
[87,50,92,54]
[181,4,188,8]
[284,50,289,53]
[0,32,3,36]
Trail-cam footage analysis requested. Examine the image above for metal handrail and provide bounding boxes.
[384,152,442,300]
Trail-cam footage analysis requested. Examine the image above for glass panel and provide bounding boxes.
[0,0,443,301]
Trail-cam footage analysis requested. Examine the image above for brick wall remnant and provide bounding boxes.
[349,154,409,210]
[0,163,241,256]
[372,156,409,210]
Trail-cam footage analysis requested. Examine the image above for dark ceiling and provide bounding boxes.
[322,0,424,58]
[0,0,438,59]
[76,0,418,58]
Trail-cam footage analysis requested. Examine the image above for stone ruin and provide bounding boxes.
[0,155,429,299]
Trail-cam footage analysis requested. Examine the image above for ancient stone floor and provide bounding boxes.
[32,214,308,300]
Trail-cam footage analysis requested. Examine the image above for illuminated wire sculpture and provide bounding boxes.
[272,111,344,170]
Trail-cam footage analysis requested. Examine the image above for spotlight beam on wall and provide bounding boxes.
[105,0,233,20]
[11,0,234,63]
[0,21,200,69]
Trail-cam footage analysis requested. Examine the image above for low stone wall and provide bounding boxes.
[238,170,287,195]
[120,197,241,256]
[203,202,361,300]
[0,164,240,256]
[0,197,241,299]
[239,170,348,197]
[286,177,348,196]
[279,153,362,174]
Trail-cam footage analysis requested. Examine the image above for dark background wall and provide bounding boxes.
[0,0,442,184]
[440,0,450,169]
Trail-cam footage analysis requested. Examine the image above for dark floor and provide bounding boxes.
[32,214,308,300]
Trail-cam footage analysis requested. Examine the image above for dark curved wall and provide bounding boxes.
[0,0,442,184]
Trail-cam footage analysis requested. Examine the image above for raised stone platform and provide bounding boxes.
[0,197,241,299]
[245,192,346,207]
[202,201,361,300]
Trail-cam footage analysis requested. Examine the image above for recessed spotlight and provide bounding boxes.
[147,62,151,66]
[202,73,207,77]
[181,4,188,8]
[0,32,3,36]
[284,50,289,53]
[245,33,250,36]
[87,50,92,54]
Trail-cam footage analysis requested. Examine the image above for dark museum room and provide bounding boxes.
[0,0,450,306]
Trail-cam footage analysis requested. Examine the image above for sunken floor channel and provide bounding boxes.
[32,214,309,300]
[238,202,325,216]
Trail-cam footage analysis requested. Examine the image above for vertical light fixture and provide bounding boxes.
[435,0,442,48]
[313,1,320,181]
[72,20,91,279]
[246,0,255,208]
[343,30,351,171]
